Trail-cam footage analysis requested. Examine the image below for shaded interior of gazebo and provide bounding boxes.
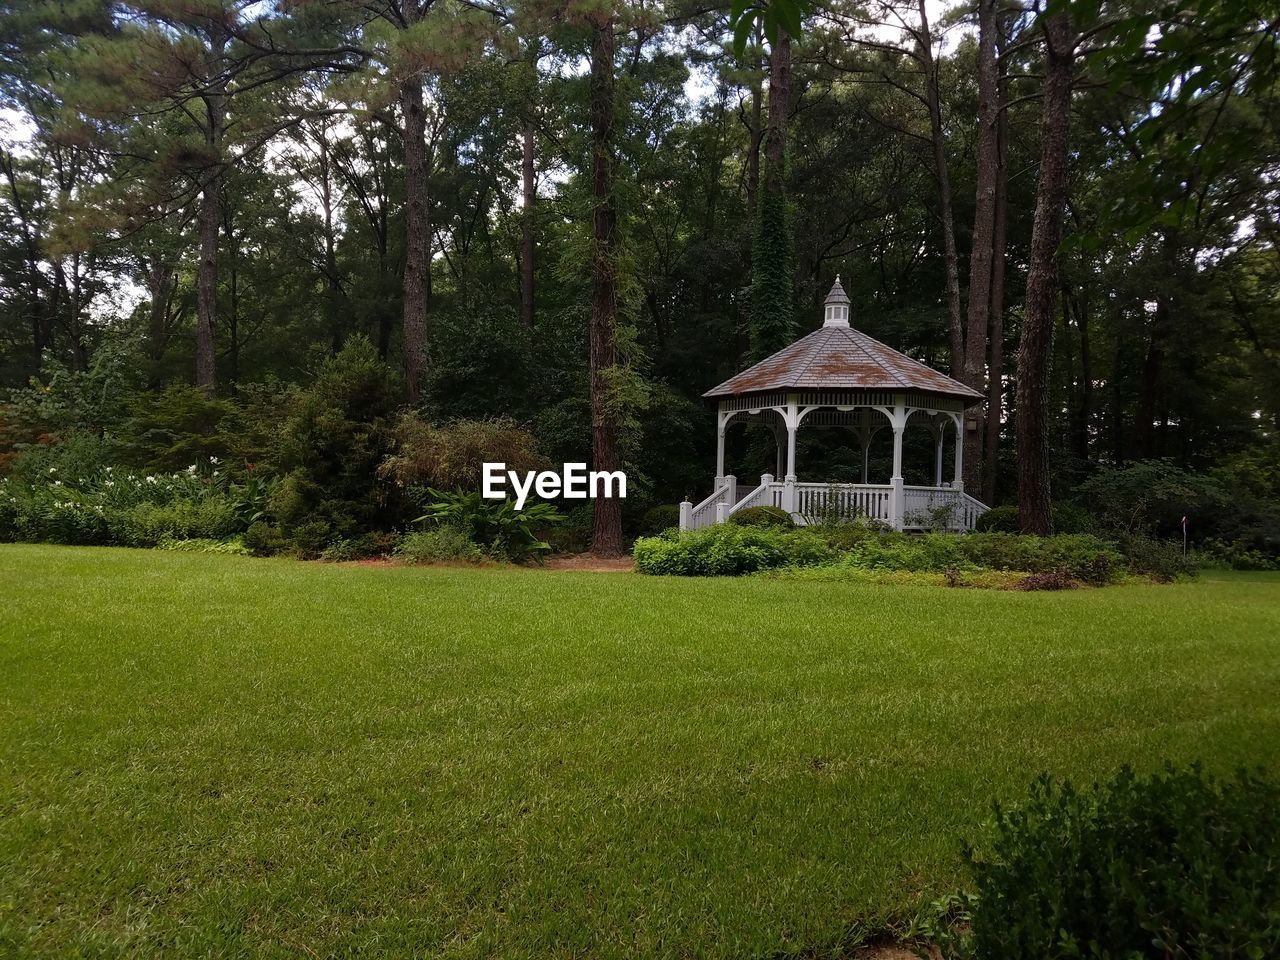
[680,278,990,532]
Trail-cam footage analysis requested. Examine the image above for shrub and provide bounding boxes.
[243,521,287,557]
[958,533,1123,585]
[974,505,1018,533]
[1015,568,1077,591]
[395,526,484,564]
[380,414,544,491]
[156,537,250,556]
[115,498,240,547]
[416,490,562,563]
[1199,537,1280,571]
[1074,460,1230,539]
[320,531,401,562]
[639,504,682,535]
[975,503,1096,535]
[633,525,832,576]
[1120,534,1197,581]
[965,765,1280,959]
[273,336,406,540]
[728,505,795,529]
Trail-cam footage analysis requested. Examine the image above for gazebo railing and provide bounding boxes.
[682,481,732,530]
[902,486,988,531]
[682,480,989,531]
[794,483,893,525]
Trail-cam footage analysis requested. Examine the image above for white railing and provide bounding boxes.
[902,486,988,531]
[682,481,988,532]
[682,482,731,530]
[794,483,894,526]
[727,481,769,515]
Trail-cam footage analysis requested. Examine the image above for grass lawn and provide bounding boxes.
[2,545,1279,959]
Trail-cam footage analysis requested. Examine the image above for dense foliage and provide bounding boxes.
[0,0,1274,557]
[962,765,1280,959]
[634,524,1131,584]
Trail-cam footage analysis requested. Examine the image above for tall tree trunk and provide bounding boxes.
[520,115,536,329]
[982,19,1009,505]
[963,0,1001,489]
[589,11,623,556]
[917,0,964,372]
[146,257,176,384]
[1016,12,1074,535]
[195,27,227,394]
[1073,290,1092,462]
[738,39,764,371]
[750,29,793,361]
[401,64,430,404]
[196,167,220,393]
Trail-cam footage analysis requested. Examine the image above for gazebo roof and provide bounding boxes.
[704,279,983,405]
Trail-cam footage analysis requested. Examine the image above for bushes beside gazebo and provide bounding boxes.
[633,524,1137,585]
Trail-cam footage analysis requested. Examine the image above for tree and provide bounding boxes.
[1016,10,1076,535]
[587,5,624,555]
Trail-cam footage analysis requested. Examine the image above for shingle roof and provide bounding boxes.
[703,324,984,403]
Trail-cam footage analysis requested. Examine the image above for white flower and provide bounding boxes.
[48,467,57,474]
[186,465,197,475]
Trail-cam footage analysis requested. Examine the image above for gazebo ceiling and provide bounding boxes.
[704,280,984,405]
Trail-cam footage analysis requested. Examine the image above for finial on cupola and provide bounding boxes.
[823,275,851,328]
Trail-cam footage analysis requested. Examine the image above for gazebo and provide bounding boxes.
[679,278,990,532]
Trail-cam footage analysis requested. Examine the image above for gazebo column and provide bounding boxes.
[933,416,945,487]
[889,398,907,530]
[714,406,727,483]
[783,398,798,513]
[952,413,964,492]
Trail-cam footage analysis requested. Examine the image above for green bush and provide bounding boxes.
[395,526,484,564]
[416,490,563,563]
[958,533,1123,585]
[1198,538,1279,571]
[633,525,832,576]
[975,503,1096,535]
[243,521,287,557]
[974,505,1018,533]
[156,537,250,556]
[115,498,240,547]
[639,504,682,535]
[320,531,401,562]
[727,505,795,528]
[965,765,1280,959]
[1119,534,1197,581]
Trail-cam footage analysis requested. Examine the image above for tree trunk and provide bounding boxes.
[520,115,536,329]
[195,27,227,394]
[1073,290,1092,462]
[983,86,1008,506]
[1016,12,1074,536]
[401,67,430,404]
[146,257,176,383]
[589,11,623,557]
[917,0,963,373]
[963,0,1001,489]
[750,29,793,361]
[196,166,220,393]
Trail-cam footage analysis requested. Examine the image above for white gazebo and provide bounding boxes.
[680,278,989,532]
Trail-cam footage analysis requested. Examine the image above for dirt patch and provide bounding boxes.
[541,554,635,573]
[856,945,941,960]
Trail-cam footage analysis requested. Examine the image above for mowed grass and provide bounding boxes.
[1,546,1279,959]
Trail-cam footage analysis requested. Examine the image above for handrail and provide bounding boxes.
[726,482,768,516]
[686,482,730,530]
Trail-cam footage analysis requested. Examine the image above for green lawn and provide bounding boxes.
[2,545,1278,959]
